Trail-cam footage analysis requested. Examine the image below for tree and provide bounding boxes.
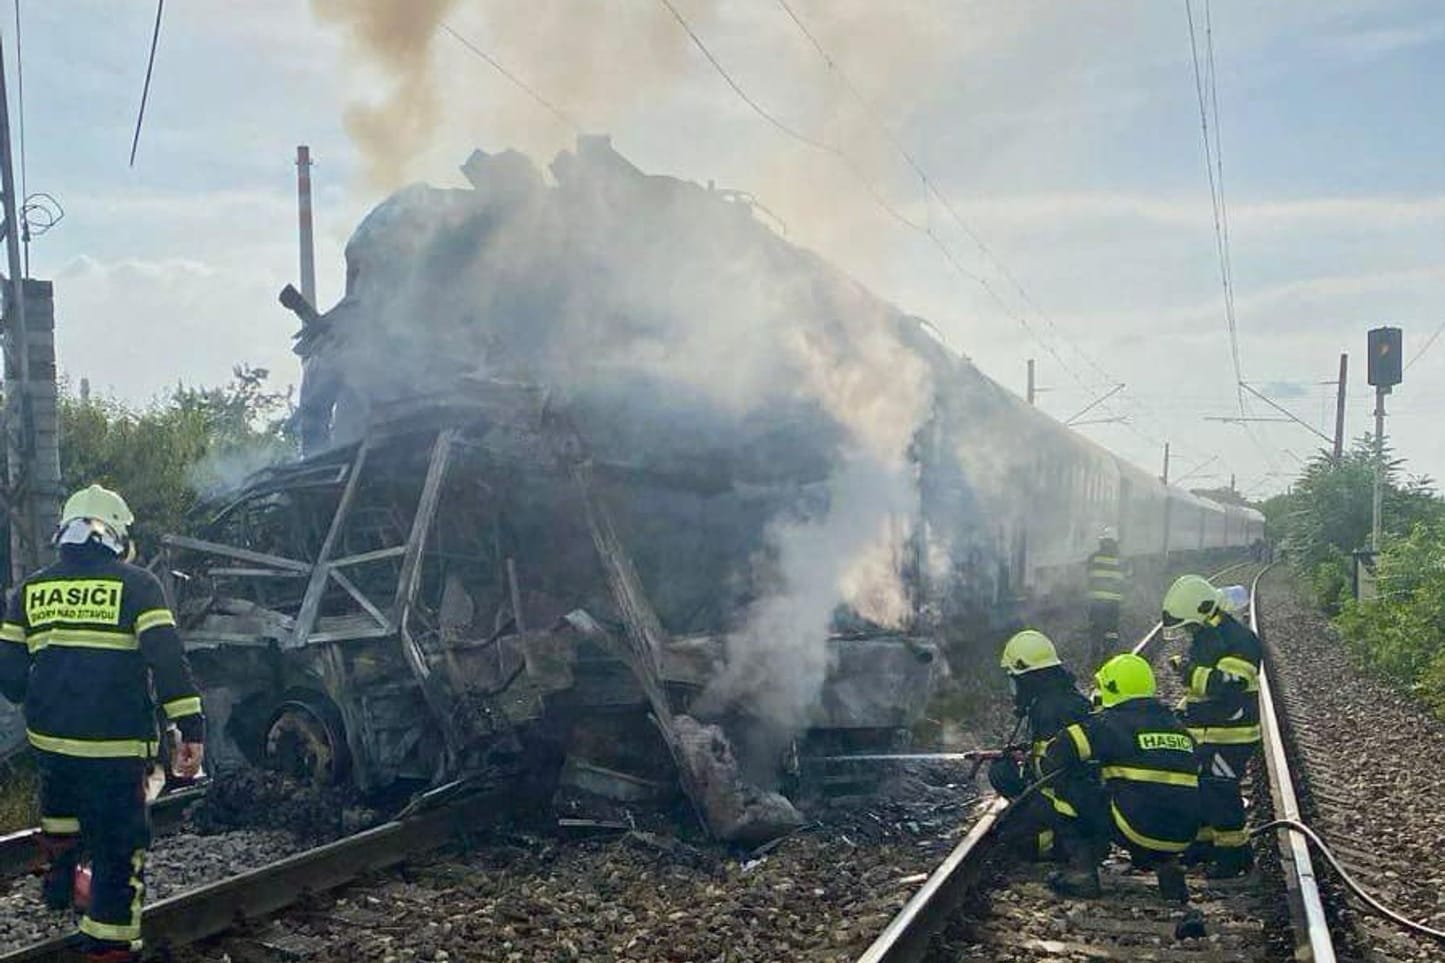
[59,365,295,550]
[1269,435,1443,611]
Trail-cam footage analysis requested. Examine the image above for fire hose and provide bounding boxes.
[1249,817,1445,943]
[994,778,1445,943]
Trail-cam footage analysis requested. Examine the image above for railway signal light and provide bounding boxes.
[1367,326,1402,388]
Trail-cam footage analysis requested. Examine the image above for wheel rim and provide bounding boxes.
[264,701,342,786]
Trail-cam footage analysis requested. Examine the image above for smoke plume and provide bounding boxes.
[310,0,463,187]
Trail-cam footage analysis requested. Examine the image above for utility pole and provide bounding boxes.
[1161,442,1171,559]
[1372,390,1385,549]
[1026,359,1035,405]
[296,145,317,308]
[0,33,59,583]
[1333,352,1348,462]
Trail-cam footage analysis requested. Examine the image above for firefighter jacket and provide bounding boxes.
[1086,544,1124,603]
[1177,611,1261,748]
[1043,697,1201,853]
[0,544,204,758]
[1007,666,1097,817]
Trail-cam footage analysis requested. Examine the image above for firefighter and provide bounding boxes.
[1040,653,1201,910]
[987,630,1102,863]
[1162,574,1261,878]
[0,485,205,963]
[1085,529,1124,667]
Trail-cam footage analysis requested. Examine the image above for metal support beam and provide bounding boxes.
[1238,381,1335,446]
[1333,353,1348,462]
[1064,383,1125,427]
[162,535,313,573]
[1373,386,1387,550]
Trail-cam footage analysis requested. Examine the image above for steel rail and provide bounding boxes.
[0,779,498,963]
[852,556,1277,963]
[1248,566,1336,962]
[0,783,208,880]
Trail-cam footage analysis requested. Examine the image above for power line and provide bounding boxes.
[771,0,1244,465]
[772,0,1118,388]
[1185,0,1244,414]
[129,0,164,167]
[1405,319,1445,371]
[658,0,1096,389]
[439,22,580,133]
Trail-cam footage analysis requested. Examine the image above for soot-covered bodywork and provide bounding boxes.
[163,385,940,800]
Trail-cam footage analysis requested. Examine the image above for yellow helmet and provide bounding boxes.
[1094,653,1155,707]
[58,484,134,541]
[1000,629,1062,675]
[1161,574,1219,640]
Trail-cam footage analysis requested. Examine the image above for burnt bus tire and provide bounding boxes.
[263,692,350,787]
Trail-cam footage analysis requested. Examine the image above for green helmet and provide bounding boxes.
[1161,574,1220,640]
[1000,629,1062,676]
[1094,653,1155,707]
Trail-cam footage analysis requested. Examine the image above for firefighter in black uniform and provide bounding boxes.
[1162,574,1261,878]
[1040,653,1201,910]
[987,630,1102,863]
[1085,529,1123,668]
[0,485,205,963]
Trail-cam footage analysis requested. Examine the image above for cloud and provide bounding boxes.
[54,254,300,403]
[1310,18,1445,61]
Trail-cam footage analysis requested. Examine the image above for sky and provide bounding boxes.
[7,0,1445,498]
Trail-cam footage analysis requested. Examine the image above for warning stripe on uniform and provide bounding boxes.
[1111,802,1191,854]
[1188,724,1262,746]
[28,628,138,653]
[27,729,153,759]
[1101,765,1199,788]
[1065,723,1092,762]
[162,695,203,719]
[135,608,177,634]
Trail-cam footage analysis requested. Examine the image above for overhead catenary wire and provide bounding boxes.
[1404,319,1444,371]
[771,0,1259,482]
[439,22,581,134]
[657,0,1097,391]
[129,0,165,167]
[772,0,1119,390]
[774,0,1260,480]
[1185,0,1244,414]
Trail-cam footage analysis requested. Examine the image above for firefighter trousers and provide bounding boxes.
[1196,744,1255,865]
[36,752,150,954]
[1004,777,1108,862]
[1086,600,1121,667]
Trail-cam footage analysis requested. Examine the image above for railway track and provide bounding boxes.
[855,561,1355,963]
[14,556,1438,962]
[0,779,504,962]
[0,785,209,883]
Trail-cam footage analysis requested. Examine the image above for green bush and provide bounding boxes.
[1335,522,1445,706]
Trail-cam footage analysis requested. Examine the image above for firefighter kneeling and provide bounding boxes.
[1040,654,1203,925]
[0,485,205,963]
[987,630,1101,863]
[1162,574,1262,878]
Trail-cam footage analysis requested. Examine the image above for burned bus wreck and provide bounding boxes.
[162,382,940,839]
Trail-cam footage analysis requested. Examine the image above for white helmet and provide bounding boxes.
[55,484,134,556]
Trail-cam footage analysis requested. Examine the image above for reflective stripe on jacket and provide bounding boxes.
[1,546,204,758]
[1086,550,1124,602]
[1043,697,1201,853]
[1179,612,1262,747]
